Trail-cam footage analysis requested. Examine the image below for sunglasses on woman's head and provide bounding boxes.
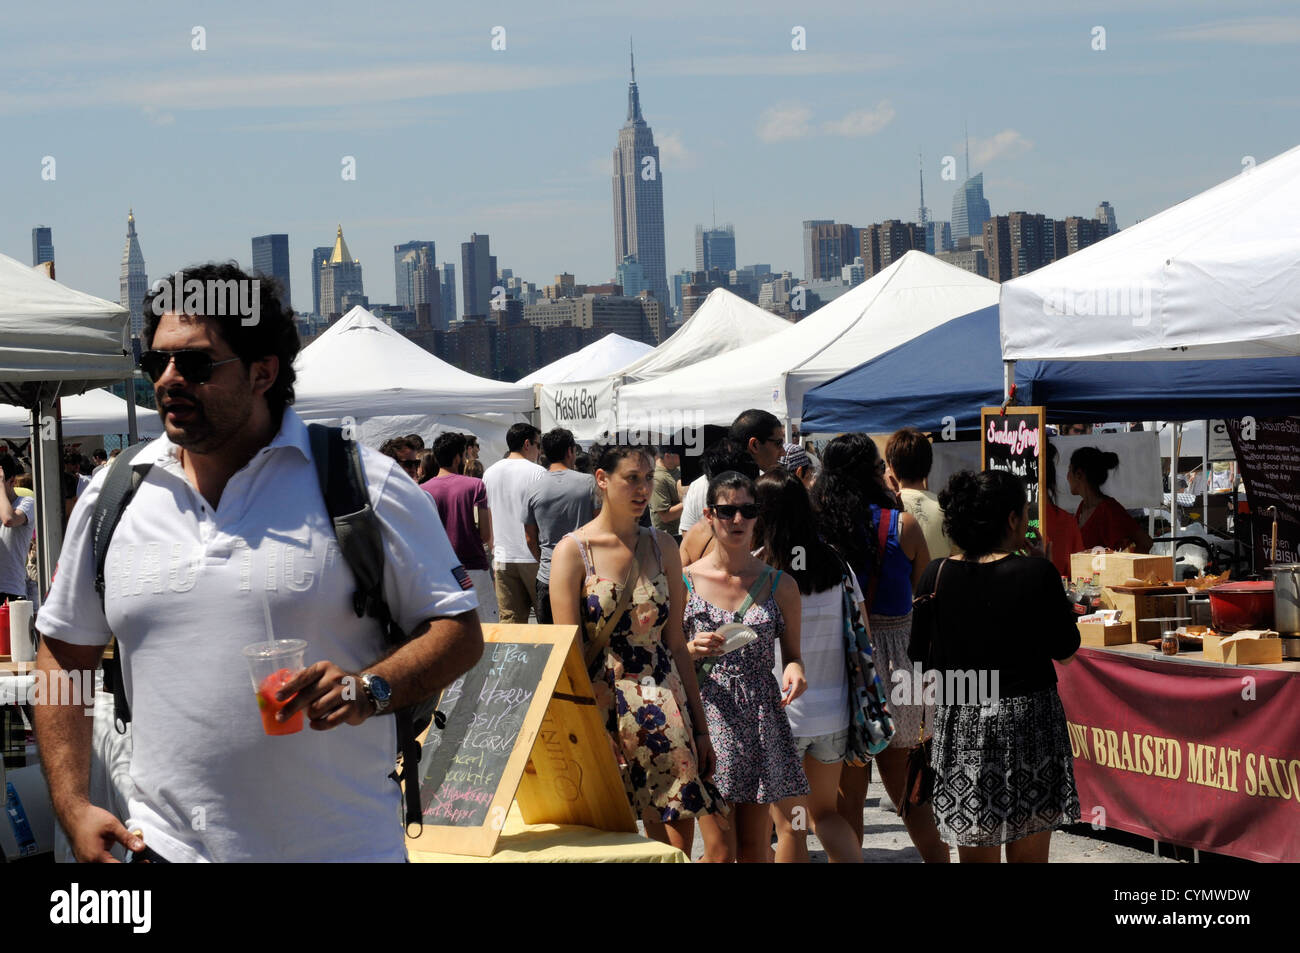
[711,503,759,520]
[140,349,240,384]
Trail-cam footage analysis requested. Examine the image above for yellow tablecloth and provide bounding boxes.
[408,803,688,863]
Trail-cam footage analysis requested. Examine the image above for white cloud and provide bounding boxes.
[1163,17,1300,45]
[821,101,895,137]
[970,129,1033,165]
[757,103,812,142]
[657,131,691,168]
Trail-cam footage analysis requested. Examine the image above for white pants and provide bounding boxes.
[468,569,499,624]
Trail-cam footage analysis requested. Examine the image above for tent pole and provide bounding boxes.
[32,398,66,598]
[126,372,139,445]
[1002,360,1015,402]
[1170,422,1180,548]
[1202,419,1210,527]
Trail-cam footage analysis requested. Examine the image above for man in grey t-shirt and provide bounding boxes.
[525,428,597,624]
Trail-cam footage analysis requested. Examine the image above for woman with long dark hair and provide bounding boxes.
[1043,441,1085,577]
[811,433,948,862]
[550,444,726,858]
[920,469,1081,861]
[684,470,809,862]
[755,469,863,863]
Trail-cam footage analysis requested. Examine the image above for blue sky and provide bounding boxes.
[3,0,1298,311]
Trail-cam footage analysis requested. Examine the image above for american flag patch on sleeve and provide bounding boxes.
[452,565,474,591]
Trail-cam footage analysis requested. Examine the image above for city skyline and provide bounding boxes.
[4,3,1299,309]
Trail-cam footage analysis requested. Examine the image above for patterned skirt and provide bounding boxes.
[867,611,931,750]
[930,687,1081,847]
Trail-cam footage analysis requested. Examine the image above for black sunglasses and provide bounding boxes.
[140,349,240,384]
[711,503,759,520]
[400,459,420,473]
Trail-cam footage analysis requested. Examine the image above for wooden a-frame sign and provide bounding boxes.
[406,624,636,857]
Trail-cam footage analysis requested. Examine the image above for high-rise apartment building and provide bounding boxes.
[119,210,148,340]
[612,47,668,306]
[311,246,331,316]
[983,216,1013,283]
[460,233,493,318]
[1065,216,1101,256]
[32,226,54,267]
[251,234,292,310]
[951,173,992,241]
[394,241,436,310]
[935,247,988,278]
[860,220,923,278]
[437,263,457,327]
[318,225,364,320]
[803,220,858,281]
[1095,201,1119,237]
[694,224,736,274]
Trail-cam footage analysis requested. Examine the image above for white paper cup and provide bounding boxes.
[7,600,34,663]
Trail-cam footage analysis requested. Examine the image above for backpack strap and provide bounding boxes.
[90,441,155,735]
[306,424,423,835]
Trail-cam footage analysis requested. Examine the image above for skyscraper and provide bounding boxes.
[951,173,992,242]
[1095,201,1119,236]
[119,210,148,340]
[612,44,668,305]
[32,226,54,267]
[318,225,364,321]
[311,246,331,316]
[694,224,736,274]
[860,220,923,278]
[616,256,650,297]
[438,263,457,327]
[803,221,858,281]
[925,220,953,254]
[460,233,493,318]
[251,234,292,310]
[394,240,436,310]
[410,246,441,330]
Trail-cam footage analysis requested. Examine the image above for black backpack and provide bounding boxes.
[92,424,426,833]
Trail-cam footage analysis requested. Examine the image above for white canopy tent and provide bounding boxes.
[292,306,535,462]
[516,333,652,385]
[0,253,133,595]
[537,288,793,440]
[617,251,1001,430]
[0,388,161,439]
[1001,143,1300,362]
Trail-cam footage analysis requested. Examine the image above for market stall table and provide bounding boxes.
[407,802,688,863]
[1055,643,1300,862]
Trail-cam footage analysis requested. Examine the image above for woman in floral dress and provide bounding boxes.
[550,444,726,858]
[683,470,811,862]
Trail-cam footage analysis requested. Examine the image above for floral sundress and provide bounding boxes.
[570,529,725,822]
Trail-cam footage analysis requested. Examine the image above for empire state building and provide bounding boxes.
[611,47,668,306]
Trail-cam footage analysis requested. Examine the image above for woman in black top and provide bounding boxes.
[914,469,1080,862]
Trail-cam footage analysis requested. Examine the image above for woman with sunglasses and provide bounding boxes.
[684,470,810,862]
[812,433,948,862]
[549,444,725,859]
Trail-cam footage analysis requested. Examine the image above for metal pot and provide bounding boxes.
[1208,581,1274,633]
[1269,564,1300,636]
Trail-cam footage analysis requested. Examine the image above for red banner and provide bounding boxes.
[1055,648,1300,862]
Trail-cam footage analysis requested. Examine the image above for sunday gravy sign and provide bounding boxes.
[540,378,616,441]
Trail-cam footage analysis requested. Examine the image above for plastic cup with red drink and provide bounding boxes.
[242,639,308,736]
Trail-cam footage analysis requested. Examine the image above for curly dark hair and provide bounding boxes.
[810,432,894,574]
[939,469,1027,558]
[142,262,299,421]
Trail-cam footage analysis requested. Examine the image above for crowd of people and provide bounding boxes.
[366,410,1092,863]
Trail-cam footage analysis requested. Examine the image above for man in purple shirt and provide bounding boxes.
[421,432,497,622]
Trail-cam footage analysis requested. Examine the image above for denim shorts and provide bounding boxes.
[793,727,849,765]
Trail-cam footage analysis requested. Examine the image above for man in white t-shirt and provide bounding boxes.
[679,409,784,535]
[33,264,484,863]
[0,452,35,602]
[482,423,544,624]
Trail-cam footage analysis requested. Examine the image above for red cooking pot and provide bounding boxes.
[1208,581,1275,633]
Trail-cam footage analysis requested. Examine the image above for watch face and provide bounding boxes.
[367,675,392,703]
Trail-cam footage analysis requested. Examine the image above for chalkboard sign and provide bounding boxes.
[981,406,1046,544]
[418,641,550,827]
[407,624,636,857]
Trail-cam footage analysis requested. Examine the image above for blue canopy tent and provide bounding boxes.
[800,305,1300,432]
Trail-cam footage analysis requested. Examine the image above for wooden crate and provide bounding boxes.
[1078,619,1134,646]
[1099,589,1167,643]
[1070,552,1175,589]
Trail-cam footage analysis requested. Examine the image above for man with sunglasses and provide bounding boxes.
[679,409,786,535]
[379,436,422,479]
[33,262,484,863]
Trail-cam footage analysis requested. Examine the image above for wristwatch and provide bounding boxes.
[359,673,393,715]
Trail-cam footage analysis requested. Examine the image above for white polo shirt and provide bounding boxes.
[482,457,544,565]
[37,408,478,862]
